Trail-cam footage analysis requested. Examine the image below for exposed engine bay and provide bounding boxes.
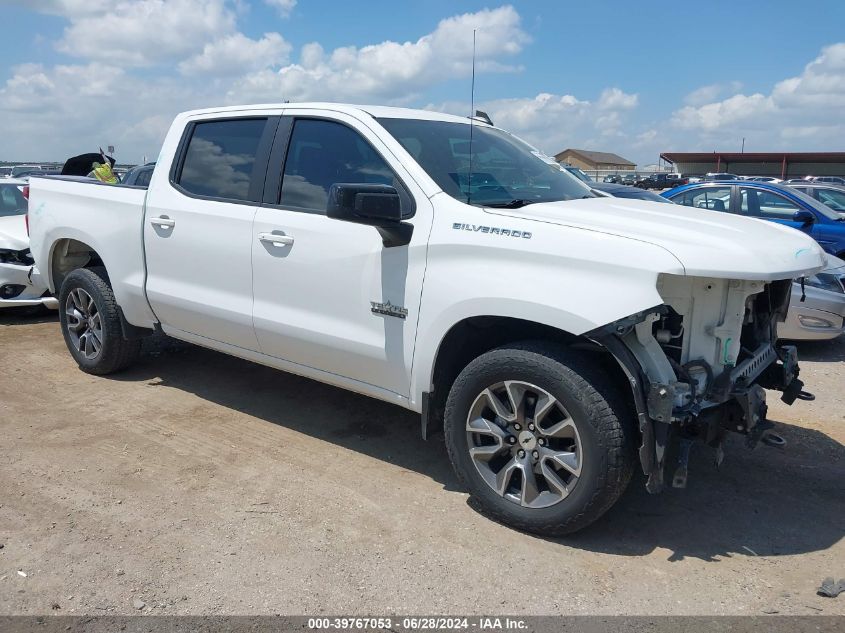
[590,274,812,493]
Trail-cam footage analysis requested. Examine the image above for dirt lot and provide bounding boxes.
[1,312,843,616]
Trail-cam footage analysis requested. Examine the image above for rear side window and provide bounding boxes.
[177,118,268,202]
[280,119,402,213]
[670,186,732,212]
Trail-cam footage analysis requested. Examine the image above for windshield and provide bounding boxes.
[0,183,28,217]
[377,118,594,207]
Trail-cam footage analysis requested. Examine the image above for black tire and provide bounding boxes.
[444,341,635,536]
[58,267,141,375]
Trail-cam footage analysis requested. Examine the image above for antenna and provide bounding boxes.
[467,28,476,205]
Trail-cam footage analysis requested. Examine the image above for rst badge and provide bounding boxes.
[371,300,408,319]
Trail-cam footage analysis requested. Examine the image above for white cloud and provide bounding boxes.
[54,0,237,67]
[597,88,638,110]
[264,0,296,16]
[671,44,845,149]
[179,32,292,75]
[429,89,640,158]
[226,5,529,103]
[683,81,743,106]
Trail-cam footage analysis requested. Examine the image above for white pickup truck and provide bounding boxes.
[28,103,825,534]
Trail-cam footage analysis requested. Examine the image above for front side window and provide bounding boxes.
[378,118,593,207]
[740,188,800,219]
[670,186,731,212]
[280,119,400,213]
[178,118,268,202]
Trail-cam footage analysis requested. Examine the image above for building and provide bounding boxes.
[554,149,636,172]
[660,152,845,179]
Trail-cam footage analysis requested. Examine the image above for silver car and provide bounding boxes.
[779,256,845,341]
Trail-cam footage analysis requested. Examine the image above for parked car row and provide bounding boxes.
[568,174,845,342]
[659,180,845,341]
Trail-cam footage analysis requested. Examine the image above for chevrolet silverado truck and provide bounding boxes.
[28,104,825,535]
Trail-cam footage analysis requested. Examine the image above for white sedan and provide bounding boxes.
[0,179,57,310]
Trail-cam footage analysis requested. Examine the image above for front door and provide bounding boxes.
[251,113,431,397]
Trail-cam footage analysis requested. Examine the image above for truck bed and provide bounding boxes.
[27,175,158,329]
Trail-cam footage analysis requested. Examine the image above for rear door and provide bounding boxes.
[144,115,278,349]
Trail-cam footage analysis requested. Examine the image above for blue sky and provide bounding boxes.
[2,0,844,164]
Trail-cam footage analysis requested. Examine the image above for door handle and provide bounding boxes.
[150,217,175,229]
[258,232,294,247]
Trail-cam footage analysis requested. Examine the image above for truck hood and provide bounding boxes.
[489,197,827,280]
[0,215,29,251]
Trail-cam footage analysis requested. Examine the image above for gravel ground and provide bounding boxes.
[0,312,843,616]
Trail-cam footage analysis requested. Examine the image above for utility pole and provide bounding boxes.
[741,137,745,153]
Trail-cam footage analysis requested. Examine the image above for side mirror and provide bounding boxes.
[327,183,413,248]
[327,183,401,226]
[792,210,815,225]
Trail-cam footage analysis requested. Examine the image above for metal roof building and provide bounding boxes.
[554,149,636,171]
[660,152,845,179]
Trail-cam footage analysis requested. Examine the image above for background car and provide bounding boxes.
[662,181,845,258]
[785,182,845,216]
[10,165,43,179]
[0,179,56,311]
[602,174,622,184]
[120,162,156,187]
[590,181,675,203]
[748,176,782,183]
[809,176,845,185]
[779,255,845,341]
[636,173,687,190]
[703,172,739,181]
[621,173,637,185]
[0,166,12,178]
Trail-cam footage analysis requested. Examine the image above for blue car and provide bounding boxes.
[661,181,845,258]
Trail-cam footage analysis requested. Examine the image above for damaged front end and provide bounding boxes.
[589,274,812,494]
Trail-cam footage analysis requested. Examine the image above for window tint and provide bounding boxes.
[378,118,593,206]
[135,168,153,188]
[178,118,267,201]
[816,188,845,212]
[0,184,27,217]
[280,119,399,213]
[670,186,731,212]
[740,188,800,219]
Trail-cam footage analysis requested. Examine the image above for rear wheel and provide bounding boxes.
[58,267,140,374]
[444,342,635,535]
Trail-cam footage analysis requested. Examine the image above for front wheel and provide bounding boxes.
[444,342,635,535]
[58,267,141,375]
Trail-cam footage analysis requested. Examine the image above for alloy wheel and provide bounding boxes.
[466,381,582,508]
[65,288,103,360]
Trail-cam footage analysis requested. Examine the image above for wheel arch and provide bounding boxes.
[417,314,635,440]
[49,237,104,294]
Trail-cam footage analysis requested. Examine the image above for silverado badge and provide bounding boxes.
[371,300,408,320]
